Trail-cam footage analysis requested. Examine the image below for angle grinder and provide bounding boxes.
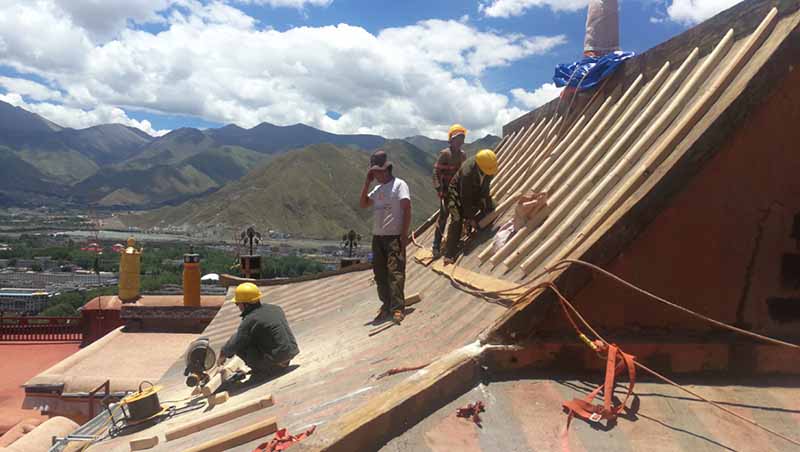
[183,337,216,388]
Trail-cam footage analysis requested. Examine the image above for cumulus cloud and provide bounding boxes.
[664,0,742,25]
[52,0,171,41]
[511,83,562,109]
[0,91,169,136]
[0,1,566,139]
[0,77,62,101]
[479,0,588,18]
[233,0,333,8]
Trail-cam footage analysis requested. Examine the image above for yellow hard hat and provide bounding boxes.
[475,149,498,176]
[231,282,262,304]
[448,124,467,141]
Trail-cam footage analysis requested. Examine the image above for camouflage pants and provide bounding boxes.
[372,235,406,313]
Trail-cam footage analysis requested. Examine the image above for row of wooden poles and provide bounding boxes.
[474,7,776,277]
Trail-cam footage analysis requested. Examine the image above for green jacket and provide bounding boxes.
[222,303,299,363]
[448,156,494,220]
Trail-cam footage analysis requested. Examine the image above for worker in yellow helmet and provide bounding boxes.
[217,283,299,376]
[443,149,498,264]
[432,124,468,257]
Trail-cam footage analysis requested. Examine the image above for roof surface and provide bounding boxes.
[0,342,79,433]
[24,328,199,395]
[63,1,800,450]
[381,374,800,452]
[84,257,508,451]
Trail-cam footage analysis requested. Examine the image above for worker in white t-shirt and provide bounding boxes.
[359,150,412,325]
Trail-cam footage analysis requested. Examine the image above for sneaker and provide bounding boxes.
[443,256,455,265]
[432,247,441,259]
[392,310,405,324]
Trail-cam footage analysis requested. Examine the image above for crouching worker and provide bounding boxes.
[217,282,299,376]
[443,149,498,264]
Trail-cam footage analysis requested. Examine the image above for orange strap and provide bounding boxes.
[562,342,636,424]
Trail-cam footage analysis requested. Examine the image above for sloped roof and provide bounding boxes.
[79,258,507,451]
[463,0,799,283]
[62,1,800,450]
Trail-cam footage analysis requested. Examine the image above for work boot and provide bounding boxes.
[373,307,389,324]
[392,309,405,325]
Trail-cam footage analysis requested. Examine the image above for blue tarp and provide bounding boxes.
[553,51,635,91]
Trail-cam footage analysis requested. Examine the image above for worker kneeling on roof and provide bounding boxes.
[443,149,497,265]
[217,282,299,376]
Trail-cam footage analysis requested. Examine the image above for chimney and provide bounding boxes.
[584,0,619,57]
[118,237,142,303]
[183,247,201,307]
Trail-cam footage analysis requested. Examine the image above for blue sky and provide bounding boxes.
[0,0,738,138]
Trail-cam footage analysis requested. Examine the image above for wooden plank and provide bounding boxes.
[182,417,278,452]
[129,435,158,451]
[219,262,371,287]
[165,395,274,442]
[414,249,526,297]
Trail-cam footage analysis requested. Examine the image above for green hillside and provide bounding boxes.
[125,141,438,239]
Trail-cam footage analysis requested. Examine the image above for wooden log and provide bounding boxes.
[165,395,274,442]
[129,436,158,451]
[496,125,528,167]
[503,114,585,198]
[208,391,229,407]
[493,118,552,196]
[476,93,621,265]
[502,54,690,270]
[491,133,512,159]
[490,70,656,266]
[182,417,278,452]
[495,117,562,199]
[477,192,521,230]
[496,121,538,177]
[201,357,246,397]
[521,30,734,273]
[405,293,423,306]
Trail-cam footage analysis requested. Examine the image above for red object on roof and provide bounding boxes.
[456,401,486,427]
[254,425,316,452]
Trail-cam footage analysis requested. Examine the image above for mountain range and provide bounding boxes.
[0,99,499,238]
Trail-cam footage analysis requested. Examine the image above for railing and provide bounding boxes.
[88,379,111,419]
[0,316,83,342]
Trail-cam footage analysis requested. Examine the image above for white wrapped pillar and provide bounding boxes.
[584,0,619,56]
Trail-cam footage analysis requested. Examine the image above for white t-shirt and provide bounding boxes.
[368,177,411,236]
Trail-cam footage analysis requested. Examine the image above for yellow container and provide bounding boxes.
[119,237,141,302]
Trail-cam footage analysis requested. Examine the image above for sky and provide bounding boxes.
[0,0,743,139]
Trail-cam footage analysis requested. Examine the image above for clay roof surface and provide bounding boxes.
[24,328,199,395]
[81,295,225,311]
[382,374,800,452]
[81,258,507,451]
[0,342,79,433]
